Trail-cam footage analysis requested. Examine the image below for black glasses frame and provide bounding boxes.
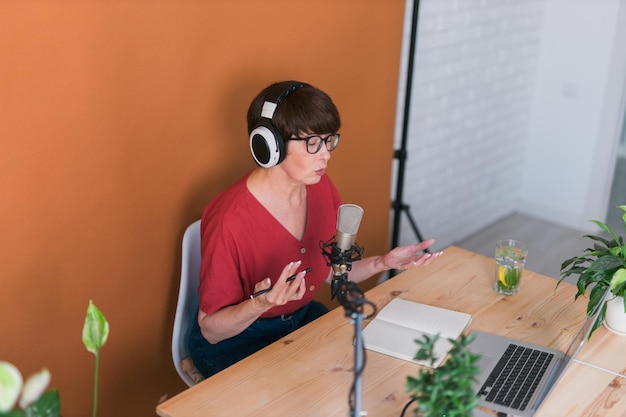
[289,133,340,154]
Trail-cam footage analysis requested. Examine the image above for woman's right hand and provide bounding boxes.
[198,261,309,344]
[252,261,307,307]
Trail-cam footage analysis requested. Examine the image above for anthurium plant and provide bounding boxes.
[0,301,109,417]
[559,205,626,337]
[0,363,60,417]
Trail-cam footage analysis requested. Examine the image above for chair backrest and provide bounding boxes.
[172,220,201,387]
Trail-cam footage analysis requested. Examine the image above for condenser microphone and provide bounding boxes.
[321,204,365,300]
[335,204,364,252]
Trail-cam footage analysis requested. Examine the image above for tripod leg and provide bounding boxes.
[404,205,429,252]
[388,204,429,279]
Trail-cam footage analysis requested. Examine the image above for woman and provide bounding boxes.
[188,80,441,378]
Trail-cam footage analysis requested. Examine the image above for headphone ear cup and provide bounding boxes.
[249,120,285,168]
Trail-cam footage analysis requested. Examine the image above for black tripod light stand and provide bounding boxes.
[391,0,427,276]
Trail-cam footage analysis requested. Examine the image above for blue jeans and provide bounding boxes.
[188,301,329,378]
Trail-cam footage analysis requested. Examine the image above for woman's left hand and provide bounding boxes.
[379,239,442,271]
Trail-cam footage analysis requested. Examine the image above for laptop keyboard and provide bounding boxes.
[478,343,555,411]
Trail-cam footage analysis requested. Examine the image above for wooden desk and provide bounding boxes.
[537,361,626,416]
[157,246,625,417]
[576,326,626,377]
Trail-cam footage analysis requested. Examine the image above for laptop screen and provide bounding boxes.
[533,287,610,409]
[559,287,609,369]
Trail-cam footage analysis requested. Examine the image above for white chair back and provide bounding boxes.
[172,220,202,387]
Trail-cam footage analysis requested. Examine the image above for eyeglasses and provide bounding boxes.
[289,133,340,154]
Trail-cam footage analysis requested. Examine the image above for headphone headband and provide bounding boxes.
[270,82,311,106]
[250,82,311,168]
[260,82,311,119]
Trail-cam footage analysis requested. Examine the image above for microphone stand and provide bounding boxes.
[321,239,377,417]
[336,277,367,417]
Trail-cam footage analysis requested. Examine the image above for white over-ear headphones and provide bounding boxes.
[249,82,310,168]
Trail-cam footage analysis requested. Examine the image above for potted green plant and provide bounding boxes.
[0,301,109,417]
[0,364,59,417]
[559,205,626,337]
[404,333,481,417]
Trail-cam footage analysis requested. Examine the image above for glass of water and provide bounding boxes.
[494,239,528,296]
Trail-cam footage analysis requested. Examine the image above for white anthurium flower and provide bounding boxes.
[19,368,51,409]
[0,361,23,412]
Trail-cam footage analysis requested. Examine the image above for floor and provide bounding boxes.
[455,155,625,284]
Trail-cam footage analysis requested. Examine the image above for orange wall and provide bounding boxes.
[0,1,405,415]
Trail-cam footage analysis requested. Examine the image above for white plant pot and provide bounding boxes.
[604,295,626,335]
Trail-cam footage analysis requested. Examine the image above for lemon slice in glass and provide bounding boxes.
[498,265,509,286]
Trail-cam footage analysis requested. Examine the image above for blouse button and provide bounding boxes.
[300,247,307,254]
[309,285,316,292]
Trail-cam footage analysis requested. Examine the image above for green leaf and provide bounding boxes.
[588,302,608,338]
[589,220,620,246]
[587,256,623,271]
[560,257,576,270]
[588,285,607,314]
[583,235,612,249]
[82,301,109,355]
[23,390,60,417]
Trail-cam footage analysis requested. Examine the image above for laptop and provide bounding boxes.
[468,288,609,417]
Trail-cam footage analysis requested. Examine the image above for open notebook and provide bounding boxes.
[362,297,472,368]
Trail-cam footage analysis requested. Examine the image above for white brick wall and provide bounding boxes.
[392,0,546,252]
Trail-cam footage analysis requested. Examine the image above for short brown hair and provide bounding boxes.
[247,81,341,140]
